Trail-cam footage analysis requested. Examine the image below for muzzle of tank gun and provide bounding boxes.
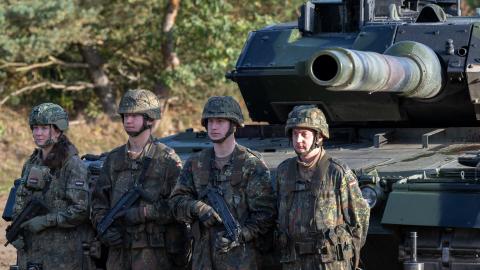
[307,41,443,99]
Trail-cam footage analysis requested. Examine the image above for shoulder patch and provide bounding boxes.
[345,170,358,186]
[75,180,85,187]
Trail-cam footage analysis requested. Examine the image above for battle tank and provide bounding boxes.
[160,0,480,269]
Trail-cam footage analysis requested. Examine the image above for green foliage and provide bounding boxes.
[0,0,304,114]
[0,0,99,62]
[0,120,5,138]
[169,0,303,99]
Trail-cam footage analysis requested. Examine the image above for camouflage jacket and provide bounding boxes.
[91,139,188,254]
[276,152,370,265]
[170,144,276,270]
[13,145,91,269]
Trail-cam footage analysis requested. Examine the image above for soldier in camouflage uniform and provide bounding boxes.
[91,89,190,270]
[169,96,276,270]
[11,103,93,269]
[276,105,370,270]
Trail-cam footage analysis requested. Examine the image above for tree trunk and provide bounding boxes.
[80,45,117,116]
[162,0,181,70]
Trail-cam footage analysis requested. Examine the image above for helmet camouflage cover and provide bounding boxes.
[118,89,161,120]
[29,103,69,131]
[285,105,329,139]
[201,96,244,127]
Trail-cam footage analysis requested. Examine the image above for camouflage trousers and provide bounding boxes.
[106,246,178,270]
[281,255,352,270]
[17,229,92,270]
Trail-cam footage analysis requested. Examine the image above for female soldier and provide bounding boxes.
[11,103,93,269]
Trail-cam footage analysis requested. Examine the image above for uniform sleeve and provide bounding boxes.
[243,157,277,240]
[340,169,370,247]
[169,158,198,223]
[91,154,113,228]
[144,151,183,224]
[55,156,90,228]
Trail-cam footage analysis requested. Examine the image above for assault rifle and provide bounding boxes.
[96,186,152,236]
[5,198,49,246]
[202,187,242,242]
[2,179,21,222]
[96,156,152,236]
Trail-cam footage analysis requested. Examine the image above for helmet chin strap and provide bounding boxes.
[124,114,152,137]
[209,121,236,144]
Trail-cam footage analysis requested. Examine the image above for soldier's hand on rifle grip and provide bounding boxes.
[11,236,25,250]
[99,226,123,247]
[192,201,222,228]
[214,231,239,253]
[199,208,222,228]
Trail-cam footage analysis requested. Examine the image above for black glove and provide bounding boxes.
[99,226,123,247]
[11,235,25,250]
[214,231,240,253]
[199,207,222,228]
[192,201,222,228]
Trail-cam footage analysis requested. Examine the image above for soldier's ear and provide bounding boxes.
[230,120,237,133]
[315,132,323,145]
[51,125,62,139]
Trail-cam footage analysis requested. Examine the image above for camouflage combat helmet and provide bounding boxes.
[29,103,69,131]
[201,96,244,127]
[285,105,329,139]
[118,89,161,119]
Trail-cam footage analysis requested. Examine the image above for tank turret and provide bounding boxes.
[227,0,477,127]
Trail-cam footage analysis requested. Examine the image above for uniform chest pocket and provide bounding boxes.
[315,190,339,227]
[316,190,337,207]
[228,172,246,218]
[25,166,50,191]
[193,171,210,196]
[111,170,133,204]
[143,179,164,200]
[145,166,165,181]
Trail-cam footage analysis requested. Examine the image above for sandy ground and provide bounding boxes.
[0,194,17,268]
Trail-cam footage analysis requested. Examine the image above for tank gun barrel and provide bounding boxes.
[307,41,444,99]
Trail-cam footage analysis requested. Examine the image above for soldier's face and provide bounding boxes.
[292,128,318,154]
[207,118,230,140]
[123,113,145,133]
[32,125,60,146]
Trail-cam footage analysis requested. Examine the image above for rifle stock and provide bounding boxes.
[2,179,21,222]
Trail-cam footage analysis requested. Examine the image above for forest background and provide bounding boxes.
[0,0,478,188]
